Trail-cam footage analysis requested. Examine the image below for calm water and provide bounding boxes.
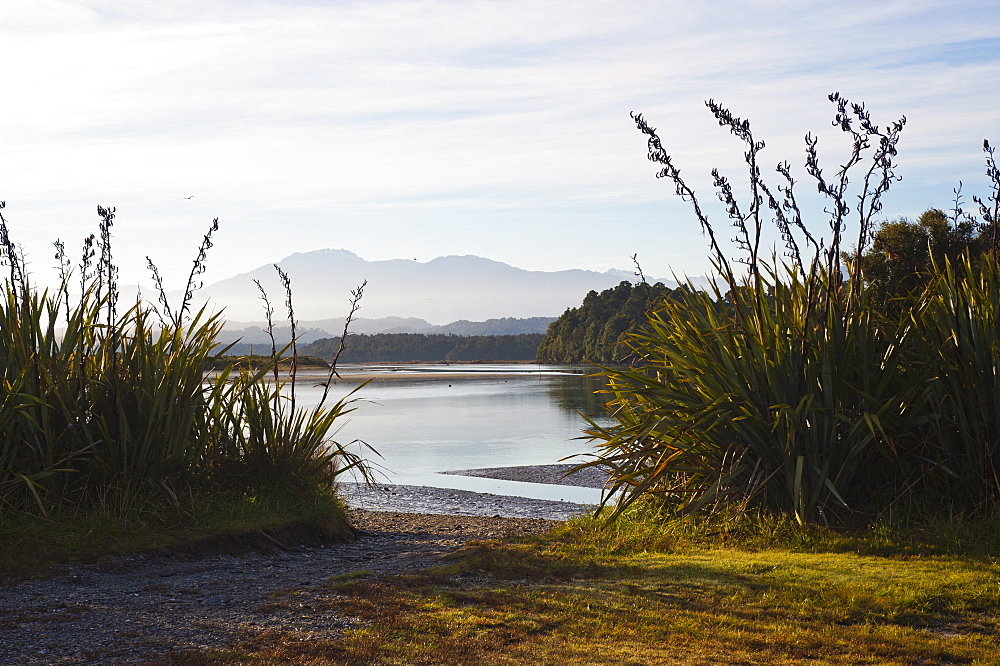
[291,365,611,503]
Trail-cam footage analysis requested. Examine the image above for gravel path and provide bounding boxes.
[0,510,559,665]
[0,465,599,664]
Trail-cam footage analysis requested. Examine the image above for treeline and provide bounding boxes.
[301,333,544,362]
[536,281,686,364]
[205,354,330,370]
[422,316,555,336]
[853,208,998,309]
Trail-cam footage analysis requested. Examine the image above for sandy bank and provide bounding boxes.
[327,371,551,384]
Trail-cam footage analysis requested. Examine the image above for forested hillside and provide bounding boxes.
[301,333,543,362]
[537,281,685,364]
[426,317,555,335]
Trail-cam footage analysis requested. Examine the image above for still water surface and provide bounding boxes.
[291,365,610,504]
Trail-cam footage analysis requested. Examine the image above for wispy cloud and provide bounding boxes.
[0,0,997,291]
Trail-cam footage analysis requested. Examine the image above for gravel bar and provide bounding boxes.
[338,464,608,519]
[441,463,609,488]
[339,482,593,521]
[0,510,560,665]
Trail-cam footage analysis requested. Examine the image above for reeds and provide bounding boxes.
[0,205,369,517]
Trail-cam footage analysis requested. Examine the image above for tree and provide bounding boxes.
[536,281,683,364]
[854,208,980,309]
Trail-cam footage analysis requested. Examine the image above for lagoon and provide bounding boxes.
[291,364,610,504]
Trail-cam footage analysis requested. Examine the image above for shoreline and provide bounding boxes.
[0,465,606,662]
[328,371,564,384]
[441,463,609,488]
[339,483,594,521]
[206,366,587,384]
[203,372,563,384]
[339,464,610,520]
[0,508,558,665]
[322,364,584,383]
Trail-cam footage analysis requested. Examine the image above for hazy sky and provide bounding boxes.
[1,0,998,295]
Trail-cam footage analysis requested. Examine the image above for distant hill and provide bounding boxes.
[212,316,557,352]
[537,281,689,364]
[171,249,692,323]
[410,316,556,336]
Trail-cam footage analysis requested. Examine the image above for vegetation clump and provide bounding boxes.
[852,207,985,310]
[0,204,370,574]
[582,95,1000,527]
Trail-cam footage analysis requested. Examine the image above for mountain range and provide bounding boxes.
[171,249,701,328]
[215,316,558,347]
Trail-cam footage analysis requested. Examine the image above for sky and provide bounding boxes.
[1,0,998,298]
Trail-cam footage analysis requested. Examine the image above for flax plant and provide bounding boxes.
[912,256,1000,510]
[207,372,370,495]
[214,266,376,495]
[0,203,371,516]
[587,265,918,524]
[584,95,918,524]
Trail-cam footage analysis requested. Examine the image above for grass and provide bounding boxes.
[0,487,350,581]
[158,510,1000,665]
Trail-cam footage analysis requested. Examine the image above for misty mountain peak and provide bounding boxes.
[281,248,363,263]
[187,249,685,323]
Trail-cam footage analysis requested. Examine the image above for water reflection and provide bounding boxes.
[543,372,611,419]
[289,365,612,502]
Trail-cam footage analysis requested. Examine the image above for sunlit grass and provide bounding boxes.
[168,512,1000,665]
